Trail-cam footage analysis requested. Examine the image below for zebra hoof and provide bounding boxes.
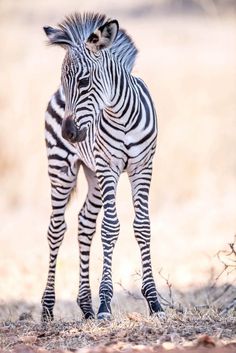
[97,312,112,320]
[157,311,166,319]
[41,307,54,322]
[151,311,166,320]
[149,300,164,315]
[83,311,95,320]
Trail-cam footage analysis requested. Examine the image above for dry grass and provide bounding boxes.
[0,302,236,351]
[0,284,236,351]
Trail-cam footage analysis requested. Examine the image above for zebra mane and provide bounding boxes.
[54,12,138,72]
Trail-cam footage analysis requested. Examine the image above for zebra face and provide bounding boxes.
[61,48,95,143]
[44,19,119,144]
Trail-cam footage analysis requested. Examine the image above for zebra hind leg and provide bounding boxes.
[41,162,79,322]
[77,165,102,319]
[128,164,164,316]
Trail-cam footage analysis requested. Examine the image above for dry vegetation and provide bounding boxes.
[0,248,235,351]
[0,0,236,351]
[0,289,236,352]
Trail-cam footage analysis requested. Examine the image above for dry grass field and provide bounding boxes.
[0,0,236,351]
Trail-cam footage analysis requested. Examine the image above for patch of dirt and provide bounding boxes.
[0,307,235,352]
[0,339,236,353]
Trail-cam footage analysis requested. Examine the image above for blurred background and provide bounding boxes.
[0,0,236,317]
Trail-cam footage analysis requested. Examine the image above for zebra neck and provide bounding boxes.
[105,68,135,123]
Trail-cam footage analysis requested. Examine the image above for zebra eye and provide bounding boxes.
[79,76,90,88]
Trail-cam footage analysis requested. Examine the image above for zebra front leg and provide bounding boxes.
[77,165,102,319]
[41,173,77,321]
[96,167,120,320]
[129,164,163,315]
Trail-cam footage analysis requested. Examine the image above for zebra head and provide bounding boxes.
[44,19,119,144]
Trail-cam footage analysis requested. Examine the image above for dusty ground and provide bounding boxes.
[0,285,236,351]
[0,312,236,352]
[0,311,236,352]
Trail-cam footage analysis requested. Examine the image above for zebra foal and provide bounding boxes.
[42,13,163,321]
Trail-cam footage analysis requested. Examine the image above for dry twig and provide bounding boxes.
[158,268,174,308]
[215,235,236,281]
[116,281,144,301]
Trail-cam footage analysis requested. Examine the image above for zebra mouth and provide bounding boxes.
[76,127,87,143]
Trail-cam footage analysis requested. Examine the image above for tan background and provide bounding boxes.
[0,0,236,317]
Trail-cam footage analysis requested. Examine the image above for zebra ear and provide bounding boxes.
[43,26,73,48]
[86,20,119,53]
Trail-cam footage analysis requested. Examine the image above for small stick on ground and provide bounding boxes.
[116,281,144,301]
[158,268,174,308]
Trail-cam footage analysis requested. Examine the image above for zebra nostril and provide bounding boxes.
[68,130,76,141]
[62,117,77,142]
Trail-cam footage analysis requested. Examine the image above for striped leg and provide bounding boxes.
[96,167,120,320]
[77,165,102,319]
[41,160,79,321]
[129,163,163,315]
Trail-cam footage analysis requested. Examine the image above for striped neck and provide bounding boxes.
[105,62,134,123]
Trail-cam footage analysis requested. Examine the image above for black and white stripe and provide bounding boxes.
[42,87,102,321]
[41,12,163,321]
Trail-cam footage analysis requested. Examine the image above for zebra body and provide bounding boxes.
[42,13,163,321]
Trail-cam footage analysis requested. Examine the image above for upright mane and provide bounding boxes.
[55,12,138,72]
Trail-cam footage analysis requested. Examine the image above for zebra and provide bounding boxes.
[42,12,163,321]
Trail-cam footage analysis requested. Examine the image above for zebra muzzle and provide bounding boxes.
[76,127,87,143]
